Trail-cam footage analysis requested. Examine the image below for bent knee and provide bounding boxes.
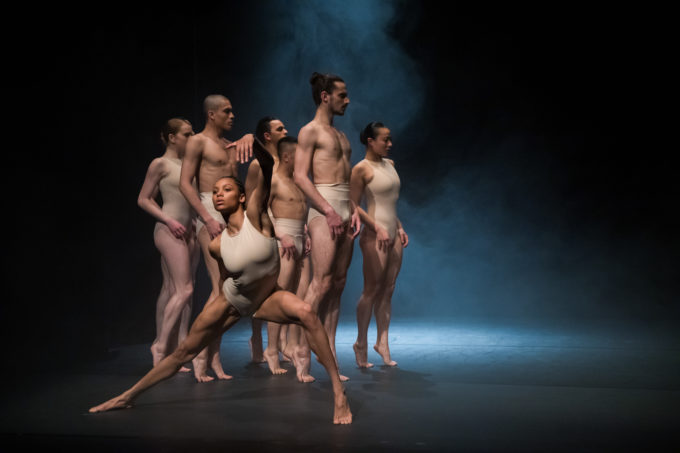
[176,284,194,301]
[296,303,319,325]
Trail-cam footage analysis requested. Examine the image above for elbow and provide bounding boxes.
[293,173,306,187]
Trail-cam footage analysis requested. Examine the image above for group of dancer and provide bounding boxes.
[89,73,408,424]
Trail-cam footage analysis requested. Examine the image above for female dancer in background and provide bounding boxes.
[137,118,199,370]
[91,139,352,424]
[350,122,408,368]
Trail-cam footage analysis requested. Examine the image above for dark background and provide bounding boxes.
[5,2,677,372]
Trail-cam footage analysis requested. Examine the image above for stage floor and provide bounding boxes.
[2,318,679,452]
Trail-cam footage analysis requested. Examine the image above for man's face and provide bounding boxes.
[328,82,349,116]
[212,99,235,131]
[266,119,288,145]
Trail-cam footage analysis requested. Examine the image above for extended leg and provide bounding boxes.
[254,291,352,424]
[90,296,241,413]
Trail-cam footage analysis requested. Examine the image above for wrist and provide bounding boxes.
[322,205,335,216]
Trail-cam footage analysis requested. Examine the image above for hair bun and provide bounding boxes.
[309,72,322,85]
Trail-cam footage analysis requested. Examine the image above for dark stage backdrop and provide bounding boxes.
[5,2,677,371]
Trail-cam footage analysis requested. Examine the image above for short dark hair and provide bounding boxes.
[359,121,386,145]
[255,116,278,143]
[310,72,344,106]
[276,136,297,159]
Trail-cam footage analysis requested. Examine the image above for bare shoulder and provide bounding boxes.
[187,133,206,151]
[148,157,168,175]
[299,121,320,139]
[352,159,372,182]
[384,158,396,167]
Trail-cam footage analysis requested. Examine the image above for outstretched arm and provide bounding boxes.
[246,137,274,222]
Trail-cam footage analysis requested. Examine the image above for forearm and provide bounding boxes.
[356,207,378,232]
[137,198,173,225]
[179,181,213,224]
[294,174,334,215]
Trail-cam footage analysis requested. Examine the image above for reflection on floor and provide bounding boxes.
[2,318,679,452]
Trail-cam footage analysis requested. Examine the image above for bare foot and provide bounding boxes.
[373,344,397,366]
[150,343,164,366]
[192,356,213,382]
[288,346,315,383]
[353,343,374,368]
[249,338,265,363]
[210,360,233,380]
[333,392,352,425]
[280,351,292,362]
[179,366,191,373]
[214,370,233,380]
[195,373,215,383]
[264,347,287,375]
[89,395,133,413]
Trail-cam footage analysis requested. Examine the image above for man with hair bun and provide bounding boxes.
[179,94,253,382]
[294,72,360,381]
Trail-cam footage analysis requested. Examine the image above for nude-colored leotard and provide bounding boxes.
[363,159,401,239]
[157,157,195,229]
[220,213,280,316]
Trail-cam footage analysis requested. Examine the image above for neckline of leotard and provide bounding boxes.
[162,156,181,165]
[364,158,387,167]
[223,212,276,241]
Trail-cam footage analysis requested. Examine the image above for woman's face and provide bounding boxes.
[172,122,194,152]
[212,178,245,214]
[369,127,392,157]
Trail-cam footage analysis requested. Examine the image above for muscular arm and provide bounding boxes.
[180,136,209,222]
[293,126,335,216]
[180,136,224,238]
[268,177,297,260]
[244,160,263,206]
[246,138,274,228]
[349,163,375,231]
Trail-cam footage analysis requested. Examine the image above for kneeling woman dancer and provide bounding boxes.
[90,139,352,424]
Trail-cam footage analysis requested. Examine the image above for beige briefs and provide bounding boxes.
[196,191,225,234]
[307,183,351,224]
[274,218,305,257]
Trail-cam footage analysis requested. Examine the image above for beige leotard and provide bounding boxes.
[363,158,401,239]
[158,157,194,228]
[220,213,280,316]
